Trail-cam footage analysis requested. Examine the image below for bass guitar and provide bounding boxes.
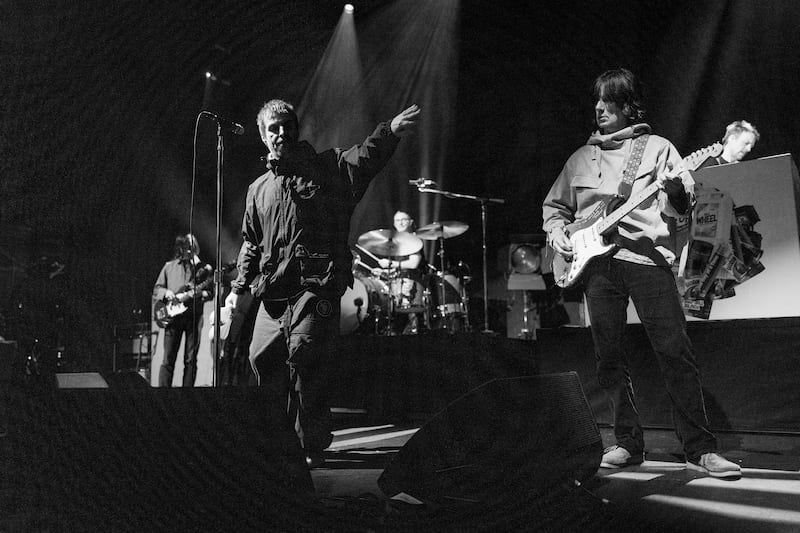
[552,142,723,288]
[154,264,214,328]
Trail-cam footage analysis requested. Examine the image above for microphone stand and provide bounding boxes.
[212,122,224,386]
[418,185,505,333]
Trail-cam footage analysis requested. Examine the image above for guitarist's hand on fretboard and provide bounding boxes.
[656,161,690,214]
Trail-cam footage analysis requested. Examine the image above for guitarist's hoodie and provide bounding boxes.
[543,123,694,268]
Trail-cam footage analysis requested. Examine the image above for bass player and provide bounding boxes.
[153,233,213,387]
[542,68,740,479]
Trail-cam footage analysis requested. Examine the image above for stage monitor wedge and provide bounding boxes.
[378,372,601,508]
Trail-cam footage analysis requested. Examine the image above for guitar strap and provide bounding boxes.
[581,133,650,229]
[616,133,649,200]
[611,133,670,267]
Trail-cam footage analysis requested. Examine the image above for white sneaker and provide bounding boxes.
[686,452,741,479]
[600,445,644,469]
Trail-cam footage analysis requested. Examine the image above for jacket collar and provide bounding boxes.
[587,123,651,149]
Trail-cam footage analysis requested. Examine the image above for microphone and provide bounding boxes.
[201,111,245,136]
[408,178,437,188]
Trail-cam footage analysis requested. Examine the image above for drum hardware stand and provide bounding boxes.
[434,231,451,331]
[385,258,400,336]
[417,184,505,333]
[519,290,535,340]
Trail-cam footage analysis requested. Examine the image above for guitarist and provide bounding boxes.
[542,69,740,479]
[152,234,213,387]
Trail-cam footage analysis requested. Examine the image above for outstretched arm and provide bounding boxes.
[338,104,422,199]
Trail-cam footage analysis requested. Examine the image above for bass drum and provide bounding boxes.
[339,274,388,335]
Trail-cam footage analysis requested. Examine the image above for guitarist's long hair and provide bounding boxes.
[173,234,199,264]
[591,68,646,124]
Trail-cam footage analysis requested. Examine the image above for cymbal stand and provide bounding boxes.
[435,230,449,330]
[385,257,400,336]
[418,185,505,333]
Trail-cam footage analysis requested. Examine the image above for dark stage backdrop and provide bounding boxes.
[2,1,800,369]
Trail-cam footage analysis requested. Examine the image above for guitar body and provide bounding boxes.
[208,305,233,341]
[553,215,618,288]
[154,299,189,328]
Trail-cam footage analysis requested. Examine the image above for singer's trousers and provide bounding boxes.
[248,288,337,455]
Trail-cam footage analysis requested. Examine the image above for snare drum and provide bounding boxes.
[339,274,388,334]
[389,274,426,313]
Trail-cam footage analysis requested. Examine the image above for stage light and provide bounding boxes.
[344,3,354,14]
[205,71,212,78]
[507,235,546,291]
[510,244,541,274]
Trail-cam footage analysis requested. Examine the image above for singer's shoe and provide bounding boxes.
[600,445,644,469]
[686,452,741,479]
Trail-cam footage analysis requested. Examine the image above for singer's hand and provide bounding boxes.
[391,104,421,137]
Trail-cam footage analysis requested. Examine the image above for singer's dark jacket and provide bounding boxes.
[231,122,400,301]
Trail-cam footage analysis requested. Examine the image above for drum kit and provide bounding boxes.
[339,221,472,335]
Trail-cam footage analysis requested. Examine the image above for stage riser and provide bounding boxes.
[325,331,538,424]
[536,319,800,433]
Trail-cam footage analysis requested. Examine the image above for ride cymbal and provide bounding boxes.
[415,221,469,241]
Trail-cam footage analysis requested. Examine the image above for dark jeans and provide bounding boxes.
[159,312,201,387]
[583,257,717,461]
[248,289,337,454]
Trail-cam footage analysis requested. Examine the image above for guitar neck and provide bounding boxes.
[597,181,661,236]
[595,142,720,237]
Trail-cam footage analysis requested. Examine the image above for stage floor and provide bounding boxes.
[312,422,800,532]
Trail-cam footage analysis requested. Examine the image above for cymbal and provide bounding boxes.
[356,229,423,257]
[415,221,469,241]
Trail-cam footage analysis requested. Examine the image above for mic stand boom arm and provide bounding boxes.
[418,185,505,333]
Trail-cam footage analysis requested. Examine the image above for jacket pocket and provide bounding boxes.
[295,245,333,287]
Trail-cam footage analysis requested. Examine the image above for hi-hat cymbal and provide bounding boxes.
[415,221,469,241]
[356,229,423,257]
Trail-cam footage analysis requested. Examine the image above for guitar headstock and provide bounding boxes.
[683,142,723,171]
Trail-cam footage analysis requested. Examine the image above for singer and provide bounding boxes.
[226,99,420,468]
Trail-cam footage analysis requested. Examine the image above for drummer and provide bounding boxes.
[374,210,428,334]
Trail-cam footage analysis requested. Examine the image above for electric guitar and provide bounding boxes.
[154,264,214,327]
[208,305,233,341]
[552,142,723,288]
